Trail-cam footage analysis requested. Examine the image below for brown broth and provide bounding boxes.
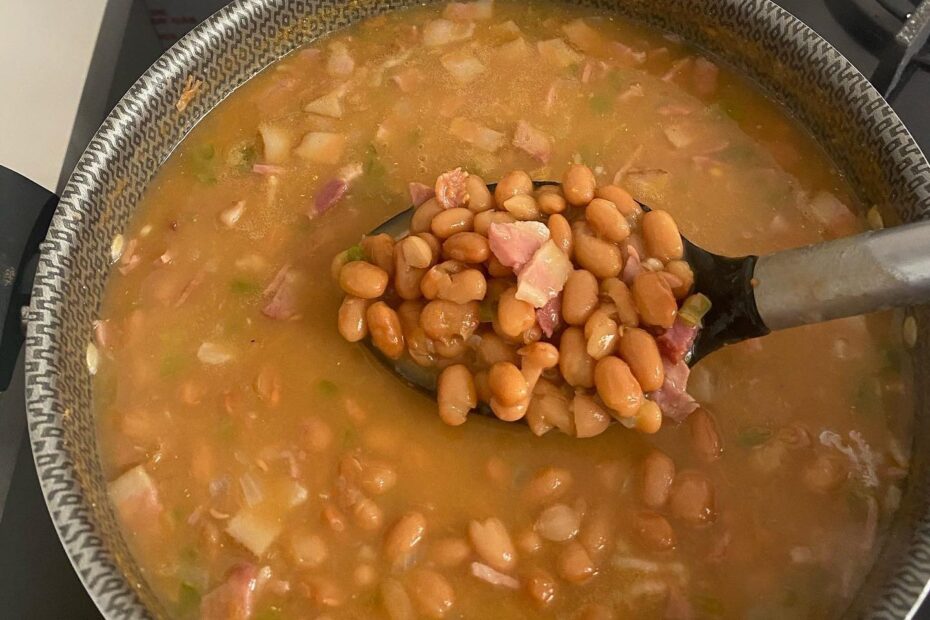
[93,3,912,618]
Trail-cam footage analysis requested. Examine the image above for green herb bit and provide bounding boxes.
[177,582,201,614]
[737,425,772,447]
[317,379,339,396]
[230,279,260,295]
[589,94,612,115]
[678,293,712,326]
[346,244,367,262]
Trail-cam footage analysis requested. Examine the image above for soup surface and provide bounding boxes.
[93,2,913,618]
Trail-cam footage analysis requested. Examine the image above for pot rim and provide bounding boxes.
[24,0,930,618]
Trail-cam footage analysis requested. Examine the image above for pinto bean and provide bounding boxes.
[411,198,444,234]
[430,537,472,567]
[437,364,476,426]
[594,356,643,418]
[559,326,595,388]
[547,213,573,257]
[487,255,512,278]
[400,235,434,269]
[632,271,677,328]
[586,198,631,243]
[338,296,369,342]
[535,503,581,541]
[600,278,639,327]
[489,362,529,406]
[367,302,405,359]
[557,540,596,583]
[689,407,722,462]
[497,287,536,339]
[642,209,684,261]
[340,261,389,298]
[361,233,396,276]
[524,567,557,608]
[468,518,516,573]
[407,569,455,619]
[431,207,474,239]
[668,470,716,525]
[562,270,599,325]
[523,466,573,504]
[537,189,567,215]
[665,259,694,299]
[584,307,619,360]
[476,332,518,367]
[572,393,611,438]
[632,510,676,551]
[381,578,415,620]
[384,512,428,567]
[466,174,494,212]
[474,210,516,236]
[494,170,533,204]
[633,399,663,434]
[359,461,397,495]
[595,185,641,220]
[562,164,596,206]
[440,269,487,304]
[503,194,542,220]
[395,248,427,300]
[420,300,480,341]
[573,222,622,279]
[442,232,490,263]
[617,327,664,392]
[640,449,676,509]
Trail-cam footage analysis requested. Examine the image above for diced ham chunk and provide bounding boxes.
[423,19,475,46]
[651,359,699,422]
[537,38,583,67]
[435,168,470,209]
[409,182,436,207]
[516,240,573,308]
[692,57,719,97]
[226,509,283,557]
[444,0,494,21]
[656,319,698,363]
[304,85,346,118]
[441,50,486,84]
[262,265,302,321]
[258,124,293,164]
[512,120,552,164]
[562,19,607,56]
[200,564,259,620]
[326,42,354,77]
[391,68,423,93]
[108,464,162,527]
[449,117,505,153]
[609,41,646,65]
[804,191,858,237]
[311,162,362,216]
[488,221,550,271]
[470,561,520,589]
[294,132,346,164]
[536,294,562,338]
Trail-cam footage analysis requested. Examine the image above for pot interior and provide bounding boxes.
[26,0,930,617]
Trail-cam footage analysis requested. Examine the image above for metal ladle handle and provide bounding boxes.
[752,219,930,330]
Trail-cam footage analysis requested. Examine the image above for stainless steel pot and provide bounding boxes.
[6,0,930,617]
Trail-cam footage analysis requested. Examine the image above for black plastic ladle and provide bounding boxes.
[366,181,930,393]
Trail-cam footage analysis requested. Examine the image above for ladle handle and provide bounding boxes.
[752,220,930,330]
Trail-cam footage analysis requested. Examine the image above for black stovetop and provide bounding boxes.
[0,1,927,618]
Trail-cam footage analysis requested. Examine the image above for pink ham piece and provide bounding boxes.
[391,68,423,93]
[311,162,363,216]
[651,358,699,422]
[691,57,719,97]
[108,464,162,527]
[621,244,642,285]
[656,319,699,363]
[470,561,520,589]
[408,182,436,207]
[262,265,302,321]
[435,167,470,209]
[516,240,573,308]
[444,0,494,22]
[488,221,550,272]
[252,163,285,176]
[200,564,259,620]
[536,294,562,337]
[512,120,552,164]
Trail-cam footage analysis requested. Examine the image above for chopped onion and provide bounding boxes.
[198,342,233,365]
[110,234,125,263]
[534,503,580,541]
[441,50,486,84]
[226,509,282,557]
[219,200,245,227]
[86,342,99,375]
[678,293,711,326]
[470,562,520,589]
[239,473,264,507]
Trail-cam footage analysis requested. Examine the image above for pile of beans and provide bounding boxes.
[333,165,702,437]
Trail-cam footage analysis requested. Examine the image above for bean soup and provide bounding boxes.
[93,2,913,618]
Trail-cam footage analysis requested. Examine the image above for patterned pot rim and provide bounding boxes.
[24,0,930,618]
